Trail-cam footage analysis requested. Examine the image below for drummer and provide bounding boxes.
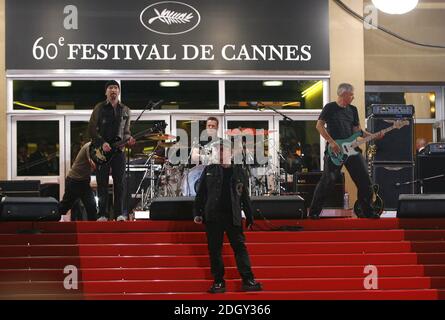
[191,117,222,165]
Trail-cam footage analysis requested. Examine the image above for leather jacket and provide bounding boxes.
[193,164,254,227]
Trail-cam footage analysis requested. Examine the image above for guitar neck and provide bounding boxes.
[351,125,397,148]
[111,127,159,148]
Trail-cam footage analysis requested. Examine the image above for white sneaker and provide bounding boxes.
[97,216,108,222]
[116,215,127,222]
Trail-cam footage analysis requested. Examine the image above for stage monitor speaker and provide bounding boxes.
[251,195,306,219]
[416,154,445,193]
[367,117,414,162]
[397,194,445,218]
[0,180,40,197]
[149,196,194,220]
[149,195,306,220]
[372,164,414,210]
[0,196,59,221]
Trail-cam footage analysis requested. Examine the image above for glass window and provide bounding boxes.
[279,120,320,174]
[121,81,219,110]
[225,80,324,110]
[70,121,89,165]
[16,121,59,176]
[365,91,436,119]
[226,120,270,165]
[13,80,109,110]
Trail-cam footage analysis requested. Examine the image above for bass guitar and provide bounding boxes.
[89,122,166,165]
[327,119,409,166]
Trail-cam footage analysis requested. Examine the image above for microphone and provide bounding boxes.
[247,101,259,108]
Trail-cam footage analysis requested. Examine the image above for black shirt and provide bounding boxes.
[318,102,359,140]
[219,167,233,217]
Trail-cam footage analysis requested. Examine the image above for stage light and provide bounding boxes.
[372,0,418,14]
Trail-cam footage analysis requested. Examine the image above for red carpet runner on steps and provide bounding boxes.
[1,218,445,300]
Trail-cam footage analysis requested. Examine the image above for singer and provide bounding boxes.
[88,80,136,222]
[193,141,262,293]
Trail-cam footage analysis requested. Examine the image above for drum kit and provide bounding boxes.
[130,128,297,210]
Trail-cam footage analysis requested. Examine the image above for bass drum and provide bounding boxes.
[181,165,205,196]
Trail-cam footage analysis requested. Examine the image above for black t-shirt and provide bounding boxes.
[318,102,359,140]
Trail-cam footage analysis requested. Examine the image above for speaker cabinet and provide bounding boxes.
[367,117,414,162]
[251,195,306,219]
[149,196,194,220]
[372,164,414,210]
[0,180,40,197]
[0,196,59,221]
[294,172,344,208]
[397,194,445,218]
[149,195,306,220]
[416,154,445,193]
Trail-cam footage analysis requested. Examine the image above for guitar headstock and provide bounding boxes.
[394,119,409,129]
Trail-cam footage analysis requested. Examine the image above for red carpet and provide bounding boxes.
[1,218,445,300]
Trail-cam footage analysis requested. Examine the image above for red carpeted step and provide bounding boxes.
[2,265,445,282]
[2,241,445,257]
[2,229,445,246]
[2,219,445,235]
[2,277,445,295]
[2,252,445,269]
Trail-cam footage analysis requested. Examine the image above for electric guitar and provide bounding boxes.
[89,122,166,165]
[327,119,409,166]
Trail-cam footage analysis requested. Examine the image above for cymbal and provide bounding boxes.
[225,128,276,136]
[158,141,177,148]
[147,134,176,141]
[134,154,165,160]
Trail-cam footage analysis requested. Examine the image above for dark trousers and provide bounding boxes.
[310,153,373,216]
[59,177,97,221]
[205,219,254,282]
[96,151,125,218]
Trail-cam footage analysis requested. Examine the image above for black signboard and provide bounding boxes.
[6,0,329,71]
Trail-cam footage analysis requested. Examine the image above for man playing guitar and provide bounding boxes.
[309,83,383,219]
[88,80,135,221]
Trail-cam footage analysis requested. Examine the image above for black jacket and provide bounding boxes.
[194,164,254,227]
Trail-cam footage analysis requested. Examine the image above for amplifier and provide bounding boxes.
[368,104,415,118]
[425,143,445,155]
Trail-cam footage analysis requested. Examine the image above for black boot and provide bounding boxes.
[242,279,263,292]
[208,280,226,294]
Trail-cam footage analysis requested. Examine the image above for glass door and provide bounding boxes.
[11,115,65,200]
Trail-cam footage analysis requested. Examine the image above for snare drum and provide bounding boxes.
[181,165,205,196]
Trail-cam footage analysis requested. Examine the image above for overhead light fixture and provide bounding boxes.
[51,81,72,87]
[262,80,283,87]
[372,0,418,14]
[160,81,180,87]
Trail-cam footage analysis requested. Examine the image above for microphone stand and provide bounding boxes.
[125,100,155,219]
[395,174,445,194]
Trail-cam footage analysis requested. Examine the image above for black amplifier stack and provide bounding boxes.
[367,104,415,210]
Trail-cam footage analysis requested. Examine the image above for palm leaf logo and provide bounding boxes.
[148,8,194,25]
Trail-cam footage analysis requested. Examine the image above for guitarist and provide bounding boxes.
[88,80,135,222]
[309,83,383,219]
